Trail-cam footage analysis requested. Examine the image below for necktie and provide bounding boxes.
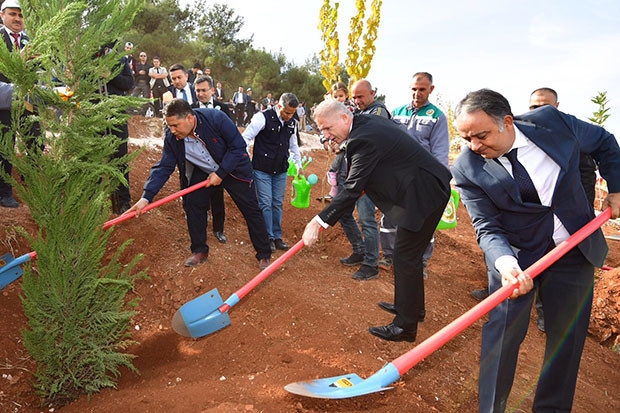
[10,33,20,50]
[181,89,188,102]
[504,148,541,204]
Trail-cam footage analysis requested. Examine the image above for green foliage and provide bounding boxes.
[589,91,610,127]
[0,0,146,404]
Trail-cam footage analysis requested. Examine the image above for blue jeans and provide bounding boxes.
[254,170,287,240]
[338,194,379,267]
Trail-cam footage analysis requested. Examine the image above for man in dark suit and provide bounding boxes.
[302,99,452,342]
[0,0,38,208]
[214,81,225,102]
[451,89,620,412]
[191,75,231,244]
[231,86,247,127]
[167,64,197,105]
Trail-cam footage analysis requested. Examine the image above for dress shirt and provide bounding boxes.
[495,126,570,273]
[184,136,219,176]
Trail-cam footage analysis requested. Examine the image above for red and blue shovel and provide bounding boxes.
[284,208,611,399]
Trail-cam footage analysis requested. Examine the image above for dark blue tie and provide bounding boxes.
[181,89,188,102]
[504,148,541,204]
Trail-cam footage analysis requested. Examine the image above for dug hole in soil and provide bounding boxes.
[1,116,620,412]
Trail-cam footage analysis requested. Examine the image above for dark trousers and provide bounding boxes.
[109,123,131,211]
[152,86,166,117]
[392,205,444,330]
[210,185,225,233]
[479,248,593,412]
[234,104,245,126]
[0,109,42,197]
[183,167,270,259]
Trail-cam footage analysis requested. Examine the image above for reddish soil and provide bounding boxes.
[1,116,620,412]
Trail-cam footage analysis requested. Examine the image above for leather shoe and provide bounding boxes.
[377,302,426,322]
[0,195,19,208]
[184,252,208,267]
[269,240,276,253]
[471,288,489,301]
[213,231,227,244]
[368,323,417,342]
[258,257,270,270]
[273,239,289,250]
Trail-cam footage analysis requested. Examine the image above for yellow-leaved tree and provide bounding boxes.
[318,0,341,93]
[318,0,383,93]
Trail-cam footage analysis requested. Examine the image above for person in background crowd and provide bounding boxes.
[242,93,303,253]
[385,72,449,278]
[148,56,169,117]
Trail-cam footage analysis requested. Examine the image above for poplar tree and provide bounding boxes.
[318,0,383,92]
[0,0,146,405]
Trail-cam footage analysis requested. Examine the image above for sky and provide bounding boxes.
[184,0,620,134]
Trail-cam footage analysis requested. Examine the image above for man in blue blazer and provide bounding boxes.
[451,89,620,412]
[126,99,271,270]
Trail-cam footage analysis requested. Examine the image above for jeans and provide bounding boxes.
[338,194,379,267]
[254,170,287,240]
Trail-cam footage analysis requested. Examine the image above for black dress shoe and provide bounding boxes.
[213,231,227,244]
[377,302,426,322]
[269,240,276,253]
[258,257,270,270]
[184,252,208,267]
[273,239,289,250]
[368,323,417,342]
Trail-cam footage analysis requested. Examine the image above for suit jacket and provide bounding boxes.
[168,84,198,104]
[232,91,247,106]
[451,106,620,270]
[191,99,233,120]
[0,29,29,83]
[215,87,225,101]
[141,108,253,203]
[319,114,452,232]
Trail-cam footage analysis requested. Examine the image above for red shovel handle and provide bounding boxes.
[391,208,612,375]
[102,179,210,230]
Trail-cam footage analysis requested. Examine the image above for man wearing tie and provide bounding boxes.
[167,64,197,106]
[0,0,37,208]
[451,89,620,412]
[191,75,231,244]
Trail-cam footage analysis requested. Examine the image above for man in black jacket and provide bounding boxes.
[99,43,134,214]
[303,99,452,342]
[0,0,34,208]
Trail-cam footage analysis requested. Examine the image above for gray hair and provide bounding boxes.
[455,88,513,126]
[312,98,354,121]
[279,92,299,109]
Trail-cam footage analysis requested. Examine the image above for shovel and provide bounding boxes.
[0,179,210,289]
[284,208,611,399]
[171,238,308,338]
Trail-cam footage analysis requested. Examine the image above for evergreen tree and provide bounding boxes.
[0,0,146,404]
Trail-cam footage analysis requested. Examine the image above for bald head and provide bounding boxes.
[529,88,559,110]
[351,79,376,111]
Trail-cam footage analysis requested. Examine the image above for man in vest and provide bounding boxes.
[242,93,303,252]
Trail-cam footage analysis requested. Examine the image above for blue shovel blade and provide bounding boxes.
[0,253,24,290]
[284,363,400,399]
[171,288,231,338]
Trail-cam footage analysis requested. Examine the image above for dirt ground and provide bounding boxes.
[1,116,620,412]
